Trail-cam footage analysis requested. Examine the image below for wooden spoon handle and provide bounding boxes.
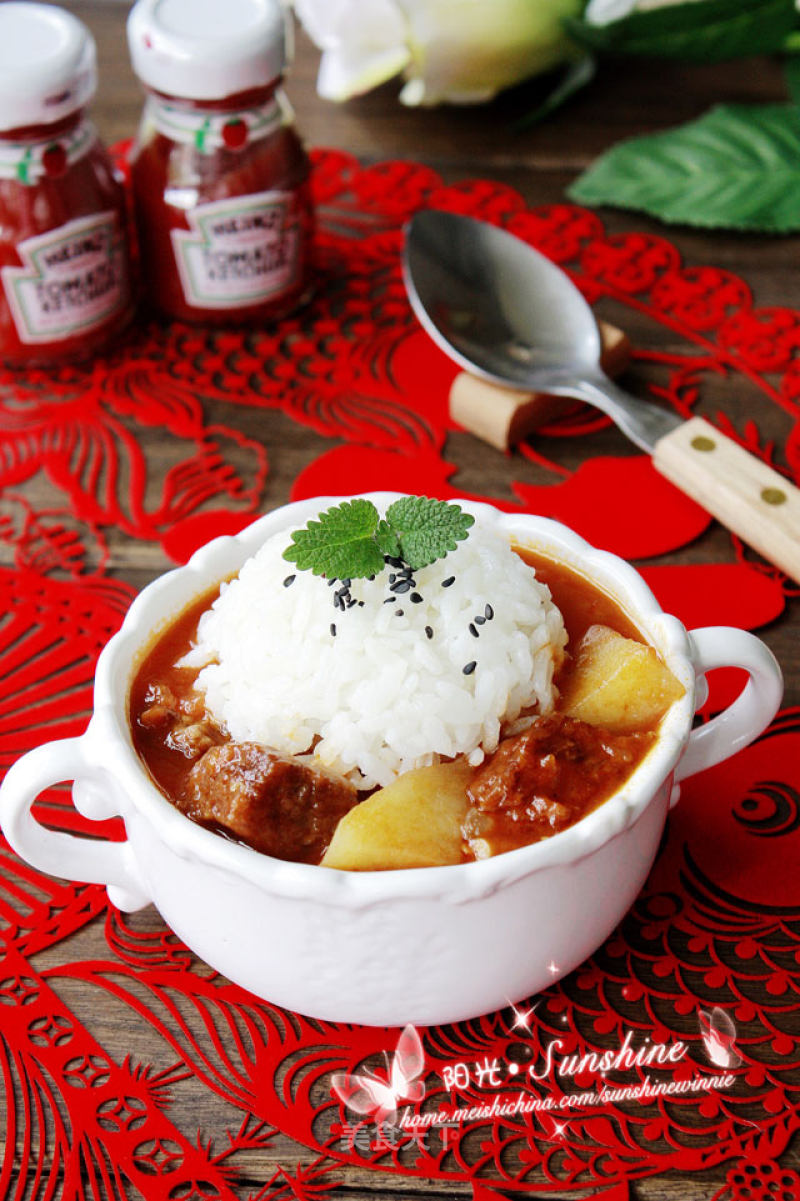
[653,416,800,581]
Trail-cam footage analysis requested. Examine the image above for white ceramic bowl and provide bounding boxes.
[0,494,783,1026]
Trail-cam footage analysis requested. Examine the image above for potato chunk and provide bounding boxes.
[321,761,472,870]
[561,624,684,733]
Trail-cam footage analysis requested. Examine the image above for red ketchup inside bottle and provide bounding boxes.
[127,0,314,326]
[0,6,133,367]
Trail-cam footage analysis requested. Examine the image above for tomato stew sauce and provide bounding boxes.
[129,550,659,866]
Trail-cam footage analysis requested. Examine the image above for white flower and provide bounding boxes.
[292,0,583,106]
[584,0,706,23]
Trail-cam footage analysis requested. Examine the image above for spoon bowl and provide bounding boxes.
[403,209,603,388]
[403,209,681,452]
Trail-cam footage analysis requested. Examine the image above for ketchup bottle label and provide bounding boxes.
[1,210,129,344]
[171,190,299,310]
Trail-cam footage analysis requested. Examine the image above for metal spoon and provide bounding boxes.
[403,209,800,580]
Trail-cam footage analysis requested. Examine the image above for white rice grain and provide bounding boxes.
[183,512,568,789]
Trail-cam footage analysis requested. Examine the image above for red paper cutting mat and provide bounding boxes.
[0,148,797,1201]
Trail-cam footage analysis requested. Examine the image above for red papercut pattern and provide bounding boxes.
[0,150,798,1200]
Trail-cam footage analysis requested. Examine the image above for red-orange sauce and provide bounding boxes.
[130,586,220,802]
[522,548,644,647]
[129,550,658,865]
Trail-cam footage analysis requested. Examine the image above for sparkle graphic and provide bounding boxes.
[509,1002,538,1031]
[547,961,560,975]
[553,1121,568,1138]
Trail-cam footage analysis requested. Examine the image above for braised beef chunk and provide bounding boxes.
[464,715,654,858]
[139,680,206,728]
[138,679,221,762]
[166,721,219,759]
[179,742,359,863]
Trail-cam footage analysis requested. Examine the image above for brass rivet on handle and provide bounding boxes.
[691,436,716,452]
[761,487,787,506]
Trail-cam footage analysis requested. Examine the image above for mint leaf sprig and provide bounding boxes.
[283,496,474,579]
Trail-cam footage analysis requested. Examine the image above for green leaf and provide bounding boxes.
[567,0,796,62]
[568,104,800,233]
[385,496,474,570]
[283,498,385,578]
[283,496,475,580]
[515,55,596,132]
[375,520,401,560]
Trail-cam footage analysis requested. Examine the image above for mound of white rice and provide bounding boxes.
[183,511,567,789]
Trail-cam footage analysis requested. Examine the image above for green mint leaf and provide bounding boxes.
[283,499,385,578]
[567,0,795,63]
[283,496,474,580]
[375,519,401,560]
[386,496,474,570]
[568,104,800,233]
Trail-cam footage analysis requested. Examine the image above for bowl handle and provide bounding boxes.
[674,626,783,784]
[0,736,151,912]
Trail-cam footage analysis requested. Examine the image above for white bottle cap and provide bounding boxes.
[127,0,290,102]
[0,3,96,133]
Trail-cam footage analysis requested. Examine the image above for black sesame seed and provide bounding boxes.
[330,623,337,637]
[367,574,376,582]
[410,592,423,604]
[395,609,404,617]
[425,626,434,640]
[463,661,477,675]
[391,580,413,594]
[328,577,337,587]
[442,576,455,588]
[341,578,351,588]
[384,596,396,604]
[474,615,486,626]
[359,600,365,607]
[385,555,403,568]
[485,603,494,620]
[469,623,479,638]
[283,574,296,588]
[389,573,397,584]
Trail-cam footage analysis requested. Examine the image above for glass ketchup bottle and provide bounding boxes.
[0,3,133,367]
[127,0,314,327]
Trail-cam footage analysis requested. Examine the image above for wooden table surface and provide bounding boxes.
[7,4,800,1199]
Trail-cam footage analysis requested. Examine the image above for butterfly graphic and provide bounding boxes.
[331,1023,426,1124]
[698,1007,742,1069]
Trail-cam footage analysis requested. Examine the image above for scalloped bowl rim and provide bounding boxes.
[90,493,696,906]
